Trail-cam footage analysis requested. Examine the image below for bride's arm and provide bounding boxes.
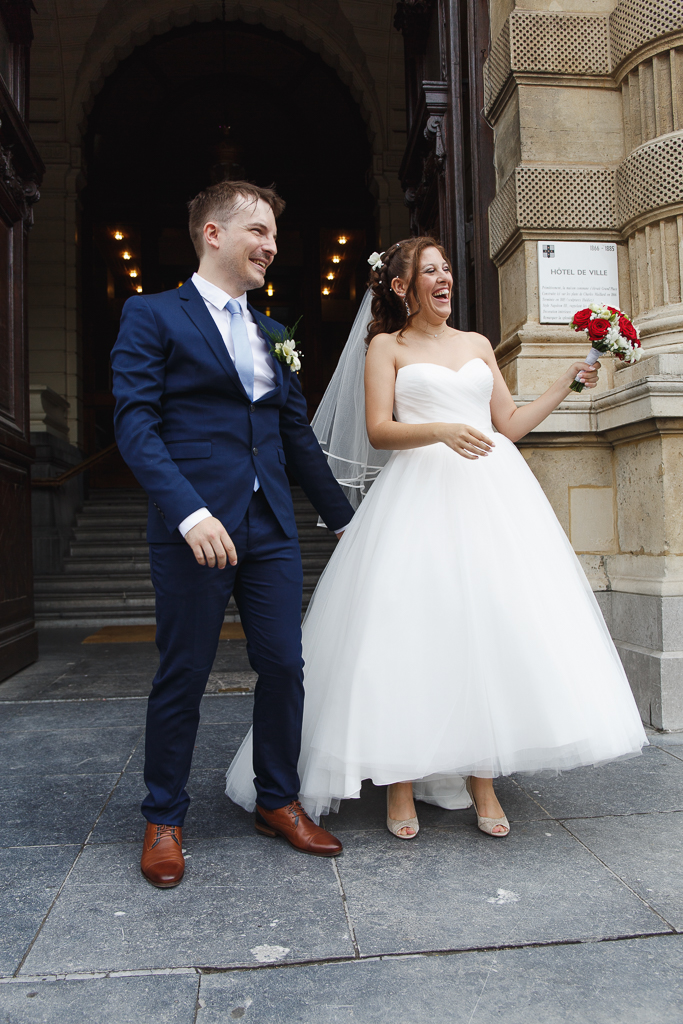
[481,338,600,443]
[365,334,494,459]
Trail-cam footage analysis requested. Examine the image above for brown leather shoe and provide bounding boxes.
[255,801,343,857]
[140,822,184,887]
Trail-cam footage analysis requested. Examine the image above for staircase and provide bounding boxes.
[34,487,338,625]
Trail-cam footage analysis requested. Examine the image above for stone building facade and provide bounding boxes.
[484,0,683,730]
[21,0,683,729]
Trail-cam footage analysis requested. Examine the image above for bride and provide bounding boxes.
[226,236,647,840]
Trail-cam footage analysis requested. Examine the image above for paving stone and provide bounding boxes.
[564,812,683,930]
[325,778,549,835]
[22,839,354,974]
[336,822,668,956]
[0,727,142,777]
[90,771,254,843]
[7,699,147,732]
[0,974,199,1024]
[125,722,248,772]
[199,694,254,724]
[41,675,155,700]
[514,746,683,819]
[197,933,683,1023]
[0,773,120,847]
[0,846,78,976]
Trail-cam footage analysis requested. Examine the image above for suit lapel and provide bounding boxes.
[250,304,284,399]
[178,279,248,399]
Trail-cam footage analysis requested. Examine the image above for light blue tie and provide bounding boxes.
[226,298,254,400]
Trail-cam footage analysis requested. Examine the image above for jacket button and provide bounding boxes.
[252,447,258,456]
[250,403,255,412]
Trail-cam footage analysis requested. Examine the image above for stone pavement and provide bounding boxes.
[1,629,682,1023]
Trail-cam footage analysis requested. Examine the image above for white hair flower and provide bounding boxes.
[367,251,385,271]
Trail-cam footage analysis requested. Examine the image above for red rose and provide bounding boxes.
[607,306,621,316]
[587,318,610,342]
[619,315,638,342]
[572,308,592,330]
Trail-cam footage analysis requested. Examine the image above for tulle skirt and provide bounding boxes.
[226,433,647,818]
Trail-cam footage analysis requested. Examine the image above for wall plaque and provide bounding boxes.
[537,241,619,324]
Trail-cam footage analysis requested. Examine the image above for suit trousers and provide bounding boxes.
[142,487,305,825]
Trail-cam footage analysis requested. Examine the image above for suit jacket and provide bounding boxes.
[111,279,354,543]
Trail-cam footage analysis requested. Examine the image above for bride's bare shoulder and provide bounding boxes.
[366,332,400,358]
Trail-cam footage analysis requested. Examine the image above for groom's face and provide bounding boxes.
[212,197,277,294]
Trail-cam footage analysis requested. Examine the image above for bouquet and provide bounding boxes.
[568,303,641,393]
[259,315,303,372]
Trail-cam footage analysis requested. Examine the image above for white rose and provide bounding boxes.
[292,355,301,371]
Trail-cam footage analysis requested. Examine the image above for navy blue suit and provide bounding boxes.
[111,279,353,823]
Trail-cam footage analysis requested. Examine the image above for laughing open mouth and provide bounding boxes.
[433,289,450,300]
[250,257,268,271]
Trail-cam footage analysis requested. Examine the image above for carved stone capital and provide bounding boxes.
[0,139,41,226]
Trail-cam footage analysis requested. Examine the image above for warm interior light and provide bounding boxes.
[322,287,330,296]
[265,306,271,317]
[337,236,347,245]
[326,272,335,280]
[113,230,124,241]
[136,285,143,293]
[266,283,274,297]
[332,255,340,264]
[121,250,132,260]
[128,269,138,278]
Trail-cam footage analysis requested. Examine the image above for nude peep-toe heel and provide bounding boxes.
[465,777,510,837]
[386,790,419,840]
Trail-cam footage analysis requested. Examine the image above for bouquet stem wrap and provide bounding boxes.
[570,346,603,393]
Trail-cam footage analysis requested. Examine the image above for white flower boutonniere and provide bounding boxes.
[259,315,303,372]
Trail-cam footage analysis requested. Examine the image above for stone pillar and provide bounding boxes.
[29,385,83,575]
[485,0,683,730]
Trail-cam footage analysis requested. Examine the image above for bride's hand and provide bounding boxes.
[562,360,601,389]
[439,423,495,460]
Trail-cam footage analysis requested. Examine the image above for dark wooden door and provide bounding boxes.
[0,0,43,681]
[396,0,499,346]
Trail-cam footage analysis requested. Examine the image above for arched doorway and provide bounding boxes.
[80,19,376,485]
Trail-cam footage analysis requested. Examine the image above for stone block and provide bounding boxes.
[569,485,615,552]
[615,641,683,730]
[519,85,624,165]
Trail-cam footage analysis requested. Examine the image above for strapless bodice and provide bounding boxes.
[393,358,494,433]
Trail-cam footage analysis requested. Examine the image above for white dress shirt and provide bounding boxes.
[177,273,276,538]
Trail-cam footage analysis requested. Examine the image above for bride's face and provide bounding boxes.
[413,247,453,322]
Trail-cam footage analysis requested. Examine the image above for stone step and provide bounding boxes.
[35,485,334,623]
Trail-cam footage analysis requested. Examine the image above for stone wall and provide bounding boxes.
[486,0,683,729]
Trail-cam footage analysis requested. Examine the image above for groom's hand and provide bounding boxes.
[185,517,238,569]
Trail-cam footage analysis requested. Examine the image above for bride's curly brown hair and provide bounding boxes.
[365,236,451,345]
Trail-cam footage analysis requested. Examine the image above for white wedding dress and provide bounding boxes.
[226,358,647,818]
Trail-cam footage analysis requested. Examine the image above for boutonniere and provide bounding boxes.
[259,316,303,372]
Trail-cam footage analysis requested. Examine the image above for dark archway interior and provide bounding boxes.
[81,20,376,477]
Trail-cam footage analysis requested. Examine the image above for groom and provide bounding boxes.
[112,181,354,887]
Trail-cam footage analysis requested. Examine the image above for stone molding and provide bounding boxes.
[484,5,683,120]
[489,165,616,261]
[29,385,70,440]
[616,131,683,231]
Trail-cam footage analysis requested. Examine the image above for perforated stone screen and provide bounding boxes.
[489,167,616,260]
[617,132,683,227]
[610,0,683,69]
[511,12,609,76]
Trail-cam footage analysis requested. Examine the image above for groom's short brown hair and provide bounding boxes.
[188,181,286,258]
